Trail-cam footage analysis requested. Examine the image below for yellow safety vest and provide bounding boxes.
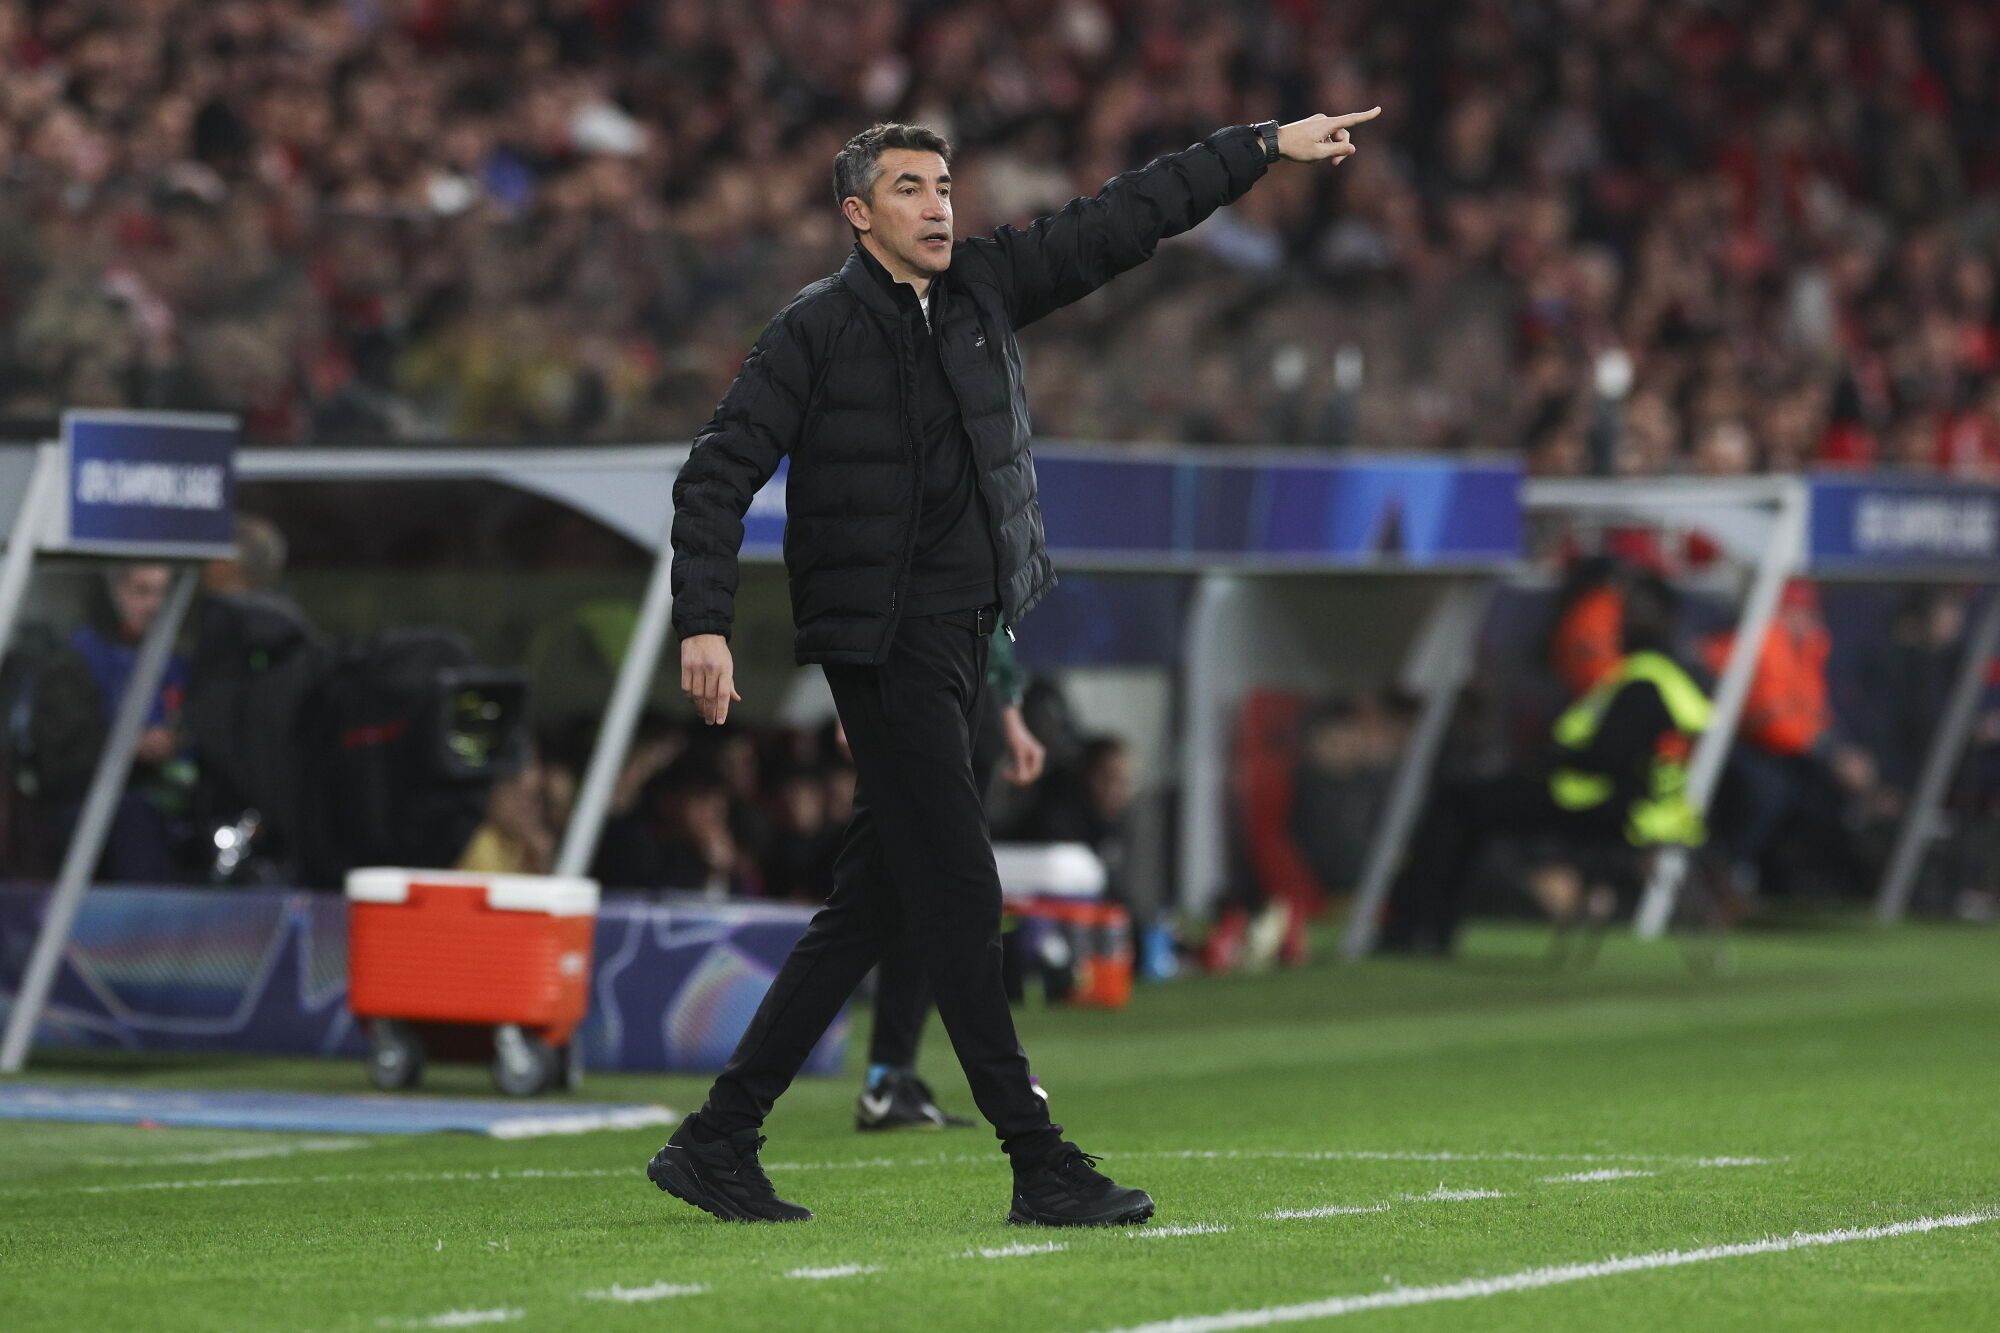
[1549,650,1712,847]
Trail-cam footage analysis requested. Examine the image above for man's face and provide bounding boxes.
[847,148,952,278]
[113,565,171,641]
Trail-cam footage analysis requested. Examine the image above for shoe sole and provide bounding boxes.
[646,1146,810,1223]
[1006,1196,1156,1227]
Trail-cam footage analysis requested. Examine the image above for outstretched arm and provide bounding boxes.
[969,109,1380,329]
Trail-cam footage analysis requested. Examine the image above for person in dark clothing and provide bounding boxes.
[1381,575,1711,955]
[650,109,1382,1226]
[45,564,197,883]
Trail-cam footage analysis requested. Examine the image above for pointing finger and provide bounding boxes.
[1328,106,1383,130]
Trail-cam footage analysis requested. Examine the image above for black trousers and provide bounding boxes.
[1384,773,1625,953]
[697,609,1058,1157]
[870,688,1006,1068]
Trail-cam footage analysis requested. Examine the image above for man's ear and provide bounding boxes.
[841,195,871,233]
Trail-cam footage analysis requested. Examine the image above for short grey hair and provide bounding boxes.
[233,513,288,592]
[832,123,952,212]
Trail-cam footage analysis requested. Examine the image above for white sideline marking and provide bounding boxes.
[1401,1186,1506,1202]
[379,1309,522,1329]
[1085,1210,2000,1333]
[1132,1224,1231,1238]
[1543,1169,1655,1184]
[1266,1204,1391,1220]
[83,1137,370,1166]
[487,1107,678,1140]
[967,1242,1068,1259]
[787,1265,878,1280]
[586,1282,707,1303]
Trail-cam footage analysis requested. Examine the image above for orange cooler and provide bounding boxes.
[345,868,599,1094]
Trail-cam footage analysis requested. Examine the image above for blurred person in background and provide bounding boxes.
[38,564,197,883]
[595,751,756,898]
[455,744,558,877]
[1706,581,1878,898]
[759,761,838,904]
[1290,696,1400,907]
[657,106,1381,1227]
[859,620,1048,1133]
[1381,575,1710,955]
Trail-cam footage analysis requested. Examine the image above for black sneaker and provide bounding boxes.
[646,1120,813,1223]
[855,1071,975,1132]
[1008,1144,1154,1227]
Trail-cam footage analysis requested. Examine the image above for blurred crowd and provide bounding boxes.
[2,0,1998,474]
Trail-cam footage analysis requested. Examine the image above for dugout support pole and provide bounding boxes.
[1341,580,1495,960]
[1874,588,2000,922]
[0,445,62,673]
[555,527,677,878]
[0,565,200,1073]
[1633,484,1807,937]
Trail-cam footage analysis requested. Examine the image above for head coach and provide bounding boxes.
[648,107,1381,1226]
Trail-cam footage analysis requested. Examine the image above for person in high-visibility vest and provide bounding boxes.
[1380,574,1710,955]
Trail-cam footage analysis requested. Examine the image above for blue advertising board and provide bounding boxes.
[58,410,238,557]
[1809,473,2000,576]
[741,448,1522,570]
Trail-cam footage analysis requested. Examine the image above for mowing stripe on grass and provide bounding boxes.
[786,1265,877,1280]
[585,1282,707,1303]
[1542,1169,1655,1183]
[1086,1209,2000,1333]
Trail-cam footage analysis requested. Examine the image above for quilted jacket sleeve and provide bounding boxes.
[670,309,814,640]
[966,124,1270,329]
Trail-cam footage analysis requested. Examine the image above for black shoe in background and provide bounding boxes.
[1008,1144,1154,1226]
[647,1119,813,1223]
[856,1070,975,1131]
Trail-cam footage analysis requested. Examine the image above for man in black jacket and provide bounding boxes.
[648,109,1380,1226]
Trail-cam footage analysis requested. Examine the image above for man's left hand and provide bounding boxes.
[1278,107,1382,165]
[1001,704,1045,786]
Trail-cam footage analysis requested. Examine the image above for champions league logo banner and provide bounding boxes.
[57,410,238,558]
[1809,474,2000,575]
[1029,448,1522,568]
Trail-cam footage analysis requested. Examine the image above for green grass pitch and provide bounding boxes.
[2,922,1997,1331]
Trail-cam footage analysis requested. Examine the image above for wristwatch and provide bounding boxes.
[1255,120,1281,163]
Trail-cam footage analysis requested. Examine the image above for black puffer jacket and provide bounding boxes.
[671,123,1271,665]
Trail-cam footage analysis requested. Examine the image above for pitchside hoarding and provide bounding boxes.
[54,410,238,558]
[1809,473,2000,576]
[743,449,1524,568]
